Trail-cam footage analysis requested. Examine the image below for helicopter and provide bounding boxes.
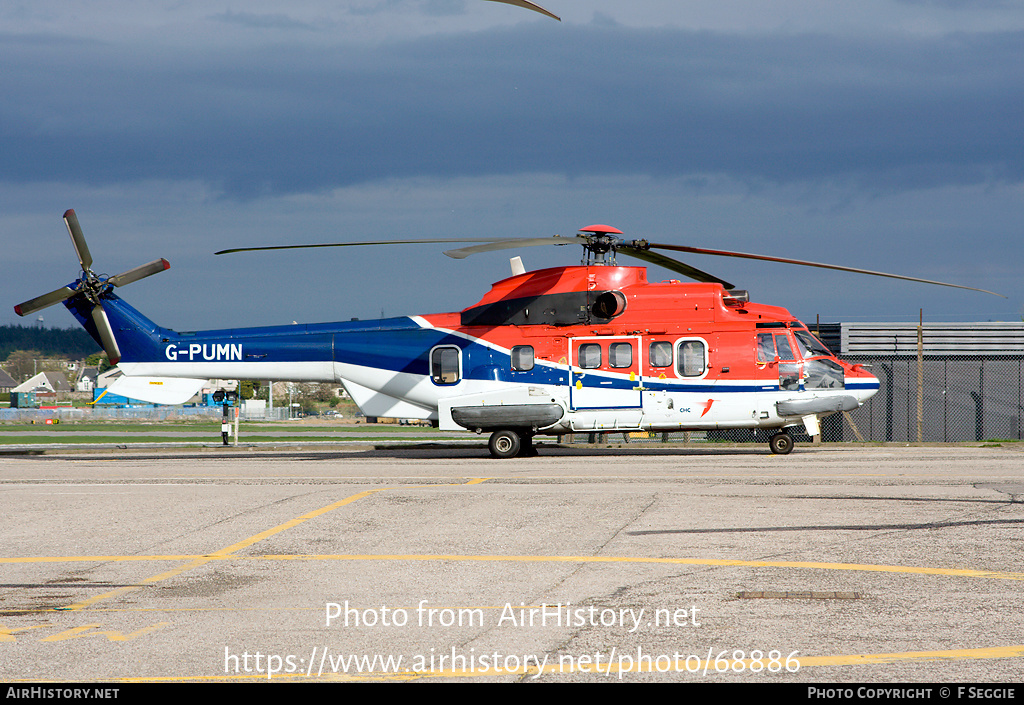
[14,210,1001,457]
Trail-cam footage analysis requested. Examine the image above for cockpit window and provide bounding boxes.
[757,332,797,362]
[794,330,832,358]
[774,334,796,361]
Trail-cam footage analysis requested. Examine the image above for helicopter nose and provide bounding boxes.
[853,369,881,405]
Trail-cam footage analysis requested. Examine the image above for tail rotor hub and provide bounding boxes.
[13,209,171,365]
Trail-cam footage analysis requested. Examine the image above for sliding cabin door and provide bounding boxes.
[569,336,643,411]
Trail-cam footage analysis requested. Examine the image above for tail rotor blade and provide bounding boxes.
[64,209,93,272]
[107,259,170,288]
[91,303,121,366]
[14,286,78,317]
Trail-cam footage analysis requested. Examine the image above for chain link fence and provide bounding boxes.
[835,356,1023,442]
[0,407,224,422]
[0,406,294,423]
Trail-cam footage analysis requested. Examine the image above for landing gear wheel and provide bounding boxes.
[488,429,522,459]
[769,432,794,455]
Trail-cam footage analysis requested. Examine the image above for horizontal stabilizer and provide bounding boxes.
[103,376,207,405]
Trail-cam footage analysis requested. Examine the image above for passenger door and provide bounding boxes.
[569,336,642,410]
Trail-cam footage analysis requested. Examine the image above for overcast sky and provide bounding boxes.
[3,0,1022,333]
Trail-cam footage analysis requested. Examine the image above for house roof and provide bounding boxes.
[0,368,17,389]
[12,371,72,394]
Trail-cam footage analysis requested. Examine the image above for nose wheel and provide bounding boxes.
[768,432,794,455]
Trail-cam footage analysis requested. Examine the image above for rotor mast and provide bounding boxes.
[578,224,624,266]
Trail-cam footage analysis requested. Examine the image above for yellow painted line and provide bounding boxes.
[800,644,1024,667]
[208,489,387,557]
[48,643,1024,682]
[1,555,202,564]
[59,488,389,611]
[251,554,1024,581]
[62,556,223,611]
[50,479,487,611]
[326,643,1024,679]
[5,553,1022,581]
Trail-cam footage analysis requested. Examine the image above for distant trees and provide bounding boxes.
[84,352,114,374]
[0,324,99,361]
[0,325,101,382]
[3,350,38,381]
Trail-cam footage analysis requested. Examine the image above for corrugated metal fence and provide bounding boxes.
[830,322,1024,442]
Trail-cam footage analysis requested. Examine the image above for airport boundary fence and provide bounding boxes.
[0,407,290,422]
[838,355,1023,443]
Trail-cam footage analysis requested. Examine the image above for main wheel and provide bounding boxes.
[768,432,794,455]
[488,429,522,459]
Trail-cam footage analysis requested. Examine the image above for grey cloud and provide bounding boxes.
[421,0,468,17]
[210,11,321,31]
[1,24,1021,198]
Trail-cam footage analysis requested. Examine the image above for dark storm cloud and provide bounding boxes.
[210,10,321,31]
[1,23,1021,197]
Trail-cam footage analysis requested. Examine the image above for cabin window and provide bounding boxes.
[578,343,602,369]
[511,345,534,371]
[756,333,776,362]
[608,342,633,368]
[430,346,461,385]
[649,341,672,368]
[676,340,706,377]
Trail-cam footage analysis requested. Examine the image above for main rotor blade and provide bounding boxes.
[64,209,93,272]
[91,303,121,366]
[215,238,517,256]
[646,243,1005,297]
[107,259,171,288]
[618,245,735,289]
[443,235,583,259]
[14,286,78,317]
[485,0,560,21]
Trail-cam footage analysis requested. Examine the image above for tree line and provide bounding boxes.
[1,324,100,361]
